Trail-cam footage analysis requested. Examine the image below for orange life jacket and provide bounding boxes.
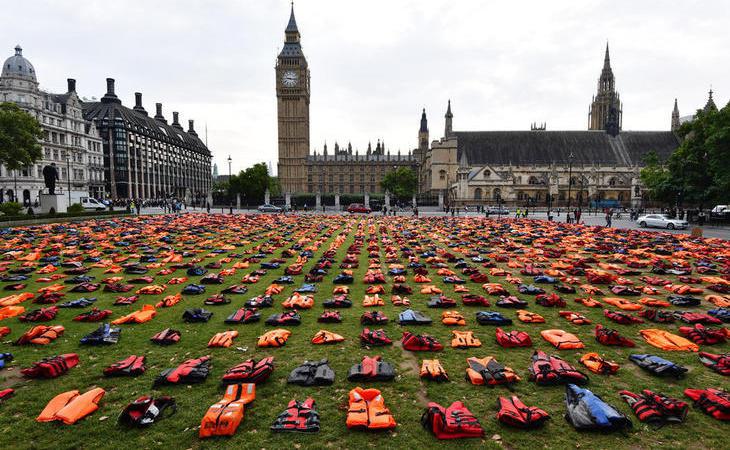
[282,293,314,309]
[574,297,602,308]
[0,292,35,307]
[540,329,584,349]
[257,329,291,348]
[346,387,397,430]
[420,359,449,382]
[420,285,442,295]
[441,310,466,326]
[311,330,344,345]
[639,297,670,308]
[639,329,699,352]
[135,285,166,295]
[517,310,545,323]
[465,356,520,386]
[451,330,482,348]
[199,383,255,438]
[155,293,182,308]
[208,330,239,348]
[603,297,642,311]
[36,387,105,424]
[16,325,65,345]
[112,304,157,324]
[362,295,384,307]
[0,305,25,320]
[558,310,592,325]
[580,352,619,374]
[706,295,730,308]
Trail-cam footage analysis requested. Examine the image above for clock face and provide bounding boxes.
[282,71,299,87]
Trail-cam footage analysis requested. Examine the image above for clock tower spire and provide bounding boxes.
[277,3,310,195]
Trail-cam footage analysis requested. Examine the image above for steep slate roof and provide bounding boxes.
[455,130,679,166]
[82,101,211,156]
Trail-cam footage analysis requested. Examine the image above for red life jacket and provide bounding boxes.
[154,356,211,386]
[18,306,58,322]
[684,388,730,421]
[461,294,490,307]
[604,309,644,325]
[73,308,113,322]
[402,332,443,352]
[495,328,532,348]
[528,350,588,385]
[104,355,146,377]
[360,328,392,346]
[21,353,79,378]
[221,357,274,385]
[620,389,688,424]
[270,397,320,432]
[150,328,181,345]
[639,309,675,323]
[698,352,730,376]
[536,293,566,307]
[360,311,387,325]
[679,324,727,345]
[496,395,550,429]
[595,324,636,347]
[421,401,484,439]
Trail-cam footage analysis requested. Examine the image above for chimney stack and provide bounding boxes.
[154,103,166,123]
[132,92,147,115]
[171,111,183,130]
[101,78,121,104]
[188,120,198,136]
[67,78,76,92]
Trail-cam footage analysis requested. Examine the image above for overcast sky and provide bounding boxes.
[5,0,728,173]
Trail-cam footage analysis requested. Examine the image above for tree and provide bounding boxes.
[0,102,44,172]
[381,167,418,200]
[228,163,271,205]
[641,101,730,208]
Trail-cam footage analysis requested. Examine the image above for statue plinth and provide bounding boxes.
[39,193,68,214]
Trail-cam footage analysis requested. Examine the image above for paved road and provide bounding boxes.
[132,206,730,240]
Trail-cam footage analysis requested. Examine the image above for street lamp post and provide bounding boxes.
[66,153,72,205]
[227,155,232,214]
[567,151,574,219]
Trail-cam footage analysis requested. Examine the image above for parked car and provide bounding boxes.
[636,214,688,230]
[78,197,105,211]
[486,206,510,215]
[711,205,729,219]
[347,203,371,214]
[257,204,282,213]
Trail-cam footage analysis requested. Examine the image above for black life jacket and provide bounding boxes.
[496,395,550,429]
[79,323,120,345]
[154,355,211,386]
[402,331,444,351]
[322,295,352,308]
[182,308,212,323]
[421,401,484,439]
[619,389,688,424]
[698,352,730,376]
[595,324,636,347]
[495,328,531,348]
[669,295,701,307]
[287,359,335,386]
[118,395,176,427]
[496,296,528,308]
[150,328,181,345]
[360,311,388,325]
[360,328,392,346]
[684,388,730,421]
[271,397,320,432]
[221,357,274,385]
[347,356,395,382]
[244,295,273,308]
[428,296,457,308]
[318,310,342,323]
[224,307,260,324]
[392,284,413,295]
[104,355,146,377]
[628,354,687,378]
[20,353,79,378]
[265,311,301,326]
[476,311,512,326]
[528,350,588,385]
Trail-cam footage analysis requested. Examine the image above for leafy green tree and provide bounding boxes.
[228,163,271,205]
[380,167,418,199]
[0,102,44,172]
[641,101,730,208]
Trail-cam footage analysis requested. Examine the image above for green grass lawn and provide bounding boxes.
[0,214,727,450]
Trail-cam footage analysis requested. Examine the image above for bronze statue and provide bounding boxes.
[42,163,59,194]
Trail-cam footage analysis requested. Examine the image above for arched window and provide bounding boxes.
[22,190,31,206]
[438,170,446,181]
[492,188,501,200]
[608,177,618,186]
[618,192,625,201]
[474,188,482,200]
[528,176,540,185]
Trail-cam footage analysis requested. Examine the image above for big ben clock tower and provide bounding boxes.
[276,4,310,195]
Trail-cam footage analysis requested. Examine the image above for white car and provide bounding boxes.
[257,204,282,213]
[636,214,688,230]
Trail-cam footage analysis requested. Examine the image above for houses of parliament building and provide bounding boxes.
[276,6,709,207]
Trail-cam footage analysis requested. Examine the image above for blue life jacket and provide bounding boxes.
[182,284,206,295]
[476,311,512,325]
[565,384,631,431]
